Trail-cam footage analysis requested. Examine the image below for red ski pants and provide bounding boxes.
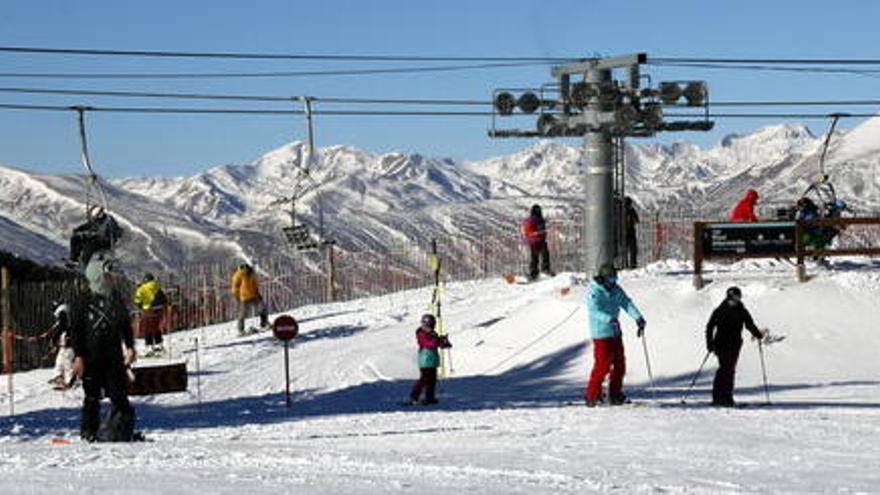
[585,336,626,401]
[410,367,438,402]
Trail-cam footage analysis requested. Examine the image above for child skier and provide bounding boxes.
[705,286,766,407]
[408,314,451,405]
[47,301,76,390]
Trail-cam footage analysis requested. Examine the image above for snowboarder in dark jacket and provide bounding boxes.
[70,254,137,442]
[705,286,765,407]
[408,314,451,405]
[69,205,123,270]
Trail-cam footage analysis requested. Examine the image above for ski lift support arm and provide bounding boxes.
[72,105,110,213]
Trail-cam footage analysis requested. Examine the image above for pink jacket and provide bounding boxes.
[416,328,443,349]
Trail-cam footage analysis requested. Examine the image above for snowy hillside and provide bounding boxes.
[2,117,880,270]
[2,260,880,493]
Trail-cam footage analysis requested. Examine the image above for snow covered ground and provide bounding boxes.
[2,259,880,493]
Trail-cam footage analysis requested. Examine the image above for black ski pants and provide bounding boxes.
[712,343,742,405]
[625,228,638,269]
[410,367,438,402]
[528,241,552,280]
[81,357,133,439]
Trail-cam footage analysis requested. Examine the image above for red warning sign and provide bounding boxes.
[273,315,299,341]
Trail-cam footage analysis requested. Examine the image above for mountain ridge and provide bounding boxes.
[1,119,879,271]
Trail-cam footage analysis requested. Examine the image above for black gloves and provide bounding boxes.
[636,317,646,338]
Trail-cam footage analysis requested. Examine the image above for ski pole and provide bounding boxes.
[641,333,657,400]
[758,339,771,404]
[681,351,711,404]
[194,337,202,408]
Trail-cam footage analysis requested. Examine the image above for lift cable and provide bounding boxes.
[0,62,559,80]
[648,61,880,77]
[1,103,877,119]
[4,87,880,109]
[0,87,490,105]
[0,45,578,62]
[652,57,880,65]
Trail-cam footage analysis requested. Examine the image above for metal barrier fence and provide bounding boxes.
[2,213,702,374]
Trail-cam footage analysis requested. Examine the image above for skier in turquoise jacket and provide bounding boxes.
[585,263,646,406]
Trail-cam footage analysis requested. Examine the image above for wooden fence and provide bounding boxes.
[1,213,702,374]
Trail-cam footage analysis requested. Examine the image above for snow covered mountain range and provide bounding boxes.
[1,117,879,271]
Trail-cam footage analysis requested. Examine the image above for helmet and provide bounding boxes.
[52,301,69,319]
[726,286,742,300]
[88,204,106,220]
[597,263,617,279]
[420,314,437,329]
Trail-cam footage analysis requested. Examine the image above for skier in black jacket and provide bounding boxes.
[705,286,765,407]
[70,254,137,442]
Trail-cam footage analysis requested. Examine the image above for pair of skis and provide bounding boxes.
[428,240,453,377]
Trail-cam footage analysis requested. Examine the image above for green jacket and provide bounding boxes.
[418,347,440,368]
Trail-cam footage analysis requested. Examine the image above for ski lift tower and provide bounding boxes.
[490,53,714,276]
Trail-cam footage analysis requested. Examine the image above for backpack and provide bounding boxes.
[152,288,167,308]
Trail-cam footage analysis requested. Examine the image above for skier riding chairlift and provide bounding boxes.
[789,114,851,251]
[66,107,124,272]
[795,177,849,251]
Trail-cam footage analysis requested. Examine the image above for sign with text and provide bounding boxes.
[702,222,797,256]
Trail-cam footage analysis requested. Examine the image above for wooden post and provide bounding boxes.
[795,220,807,282]
[692,222,704,289]
[325,244,335,303]
[653,211,663,262]
[2,267,14,415]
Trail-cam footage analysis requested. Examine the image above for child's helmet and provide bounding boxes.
[421,314,437,329]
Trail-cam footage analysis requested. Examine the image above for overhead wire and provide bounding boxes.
[648,61,880,77]
[0,62,561,80]
[1,103,877,119]
[0,87,490,105]
[4,87,880,109]
[0,45,578,62]
[652,57,880,65]
[0,102,492,116]
[666,112,878,119]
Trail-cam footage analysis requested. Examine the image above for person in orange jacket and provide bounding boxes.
[729,189,759,222]
[231,263,268,335]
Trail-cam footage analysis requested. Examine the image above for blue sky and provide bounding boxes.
[1,1,879,177]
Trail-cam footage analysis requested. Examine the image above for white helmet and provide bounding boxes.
[88,204,106,219]
[53,303,69,319]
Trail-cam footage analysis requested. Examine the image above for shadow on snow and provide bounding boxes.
[3,341,880,439]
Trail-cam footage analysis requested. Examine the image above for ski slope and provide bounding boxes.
[2,260,880,493]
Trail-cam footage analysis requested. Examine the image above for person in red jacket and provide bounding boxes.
[729,189,759,222]
[521,204,553,281]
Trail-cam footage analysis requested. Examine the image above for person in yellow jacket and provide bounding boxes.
[231,263,268,335]
[133,273,167,355]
